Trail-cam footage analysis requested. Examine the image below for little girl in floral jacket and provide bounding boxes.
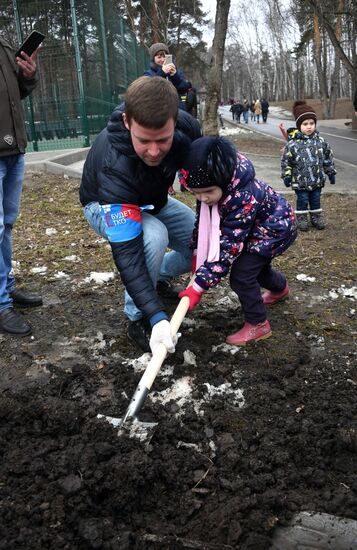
[179,136,297,346]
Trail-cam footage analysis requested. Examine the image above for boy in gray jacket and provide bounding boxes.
[281,101,336,231]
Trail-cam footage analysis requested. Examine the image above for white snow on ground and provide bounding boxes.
[150,376,245,416]
[54,271,69,279]
[83,271,115,284]
[63,254,80,262]
[296,273,316,282]
[31,266,47,274]
[219,127,252,137]
[314,286,357,302]
[183,350,197,366]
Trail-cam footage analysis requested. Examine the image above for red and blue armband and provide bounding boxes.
[100,203,152,243]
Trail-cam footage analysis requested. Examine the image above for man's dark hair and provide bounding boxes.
[124,76,178,128]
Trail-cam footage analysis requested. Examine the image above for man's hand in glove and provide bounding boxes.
[179,282,205,312]
[150,319,177,354]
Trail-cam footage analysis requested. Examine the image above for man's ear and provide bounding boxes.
[122,112,130,131]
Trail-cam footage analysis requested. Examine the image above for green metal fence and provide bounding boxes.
[0,0,149,151]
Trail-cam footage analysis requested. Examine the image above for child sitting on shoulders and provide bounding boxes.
[178,136,297,346]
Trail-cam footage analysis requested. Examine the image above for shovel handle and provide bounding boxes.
[141,294,190,390]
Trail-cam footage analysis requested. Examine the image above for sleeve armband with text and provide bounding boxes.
[100,203,149,243]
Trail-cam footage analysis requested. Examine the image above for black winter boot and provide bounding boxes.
[127,319,151,352]
[310,210,325,230]
[296,212,309,232]
[0,308,32,336]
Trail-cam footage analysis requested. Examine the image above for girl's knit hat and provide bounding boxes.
[149,42,169,61]
[181,136,237,190]
[293,100,317,129]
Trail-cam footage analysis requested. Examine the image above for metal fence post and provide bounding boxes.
[70,0,90,147]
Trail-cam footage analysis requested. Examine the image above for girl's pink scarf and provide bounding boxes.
[196,203,220,269]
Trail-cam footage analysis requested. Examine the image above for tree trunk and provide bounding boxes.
[312,13,329,118]
[203,0,231,136]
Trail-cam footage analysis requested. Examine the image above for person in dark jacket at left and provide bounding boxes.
[80,76,201,354]
[144,42,190,110]
[0,37,43,337]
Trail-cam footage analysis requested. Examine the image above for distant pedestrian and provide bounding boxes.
[261,98,269,123]
[230,100,242,123]
[254,99,262,123]
[185,82,198,118]
[281,101,336,231]
[242,96,249,123]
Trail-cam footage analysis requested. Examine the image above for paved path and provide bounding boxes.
[24,111,357,195]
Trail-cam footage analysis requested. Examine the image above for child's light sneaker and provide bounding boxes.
[262,284,289,306]
[226,320,272,346]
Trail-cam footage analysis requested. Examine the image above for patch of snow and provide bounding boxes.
[220,127,251,136]
[31,266,47,274]
[54,271,69,279]
[124,353,151,373]
[84,271,115,284]
[296,273,316,282]
[339,285,357,300]
[151,376,194,409]
[63,254,80,262]
[10,260,21,275]
[215,295,237,308]
[183,350,197,366]
[203,382,245,407]
[212,342,241,355]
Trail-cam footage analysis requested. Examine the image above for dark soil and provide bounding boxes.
[0,134,356,549]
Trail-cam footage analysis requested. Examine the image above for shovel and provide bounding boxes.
[98,286,191,441]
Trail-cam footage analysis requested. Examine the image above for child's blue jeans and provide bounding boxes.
[295,189,321,211]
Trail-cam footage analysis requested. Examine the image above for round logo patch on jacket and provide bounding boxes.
[3,134,14,145]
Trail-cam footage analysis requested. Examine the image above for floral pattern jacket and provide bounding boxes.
[189,153,297,290]
[281,129,336,191]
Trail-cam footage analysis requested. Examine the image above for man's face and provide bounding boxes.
[123,114,175,166]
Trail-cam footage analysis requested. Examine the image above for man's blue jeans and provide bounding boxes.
[84,196,195,321]
[0,154,25,312]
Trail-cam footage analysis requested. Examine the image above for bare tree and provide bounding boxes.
[203,0,231,135]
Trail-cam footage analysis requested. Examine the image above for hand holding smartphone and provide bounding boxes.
[15,30,46,58]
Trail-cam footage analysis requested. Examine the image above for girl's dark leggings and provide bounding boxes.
[230,251,286,324]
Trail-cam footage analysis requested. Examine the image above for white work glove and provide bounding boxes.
[150,320,177,354]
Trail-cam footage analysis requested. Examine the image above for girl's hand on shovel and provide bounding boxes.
[150,319,177,354]
[179,282,205,312]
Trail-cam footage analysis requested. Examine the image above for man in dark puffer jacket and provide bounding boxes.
[80,76,201,353]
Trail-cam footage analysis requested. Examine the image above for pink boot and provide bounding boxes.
[226,320,272,346]
[262,284,289,306]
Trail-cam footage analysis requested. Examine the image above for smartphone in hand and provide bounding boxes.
[15,30,46,58]
[164,54,173,64]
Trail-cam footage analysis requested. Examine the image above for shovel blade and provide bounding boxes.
[97,413,158,442]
